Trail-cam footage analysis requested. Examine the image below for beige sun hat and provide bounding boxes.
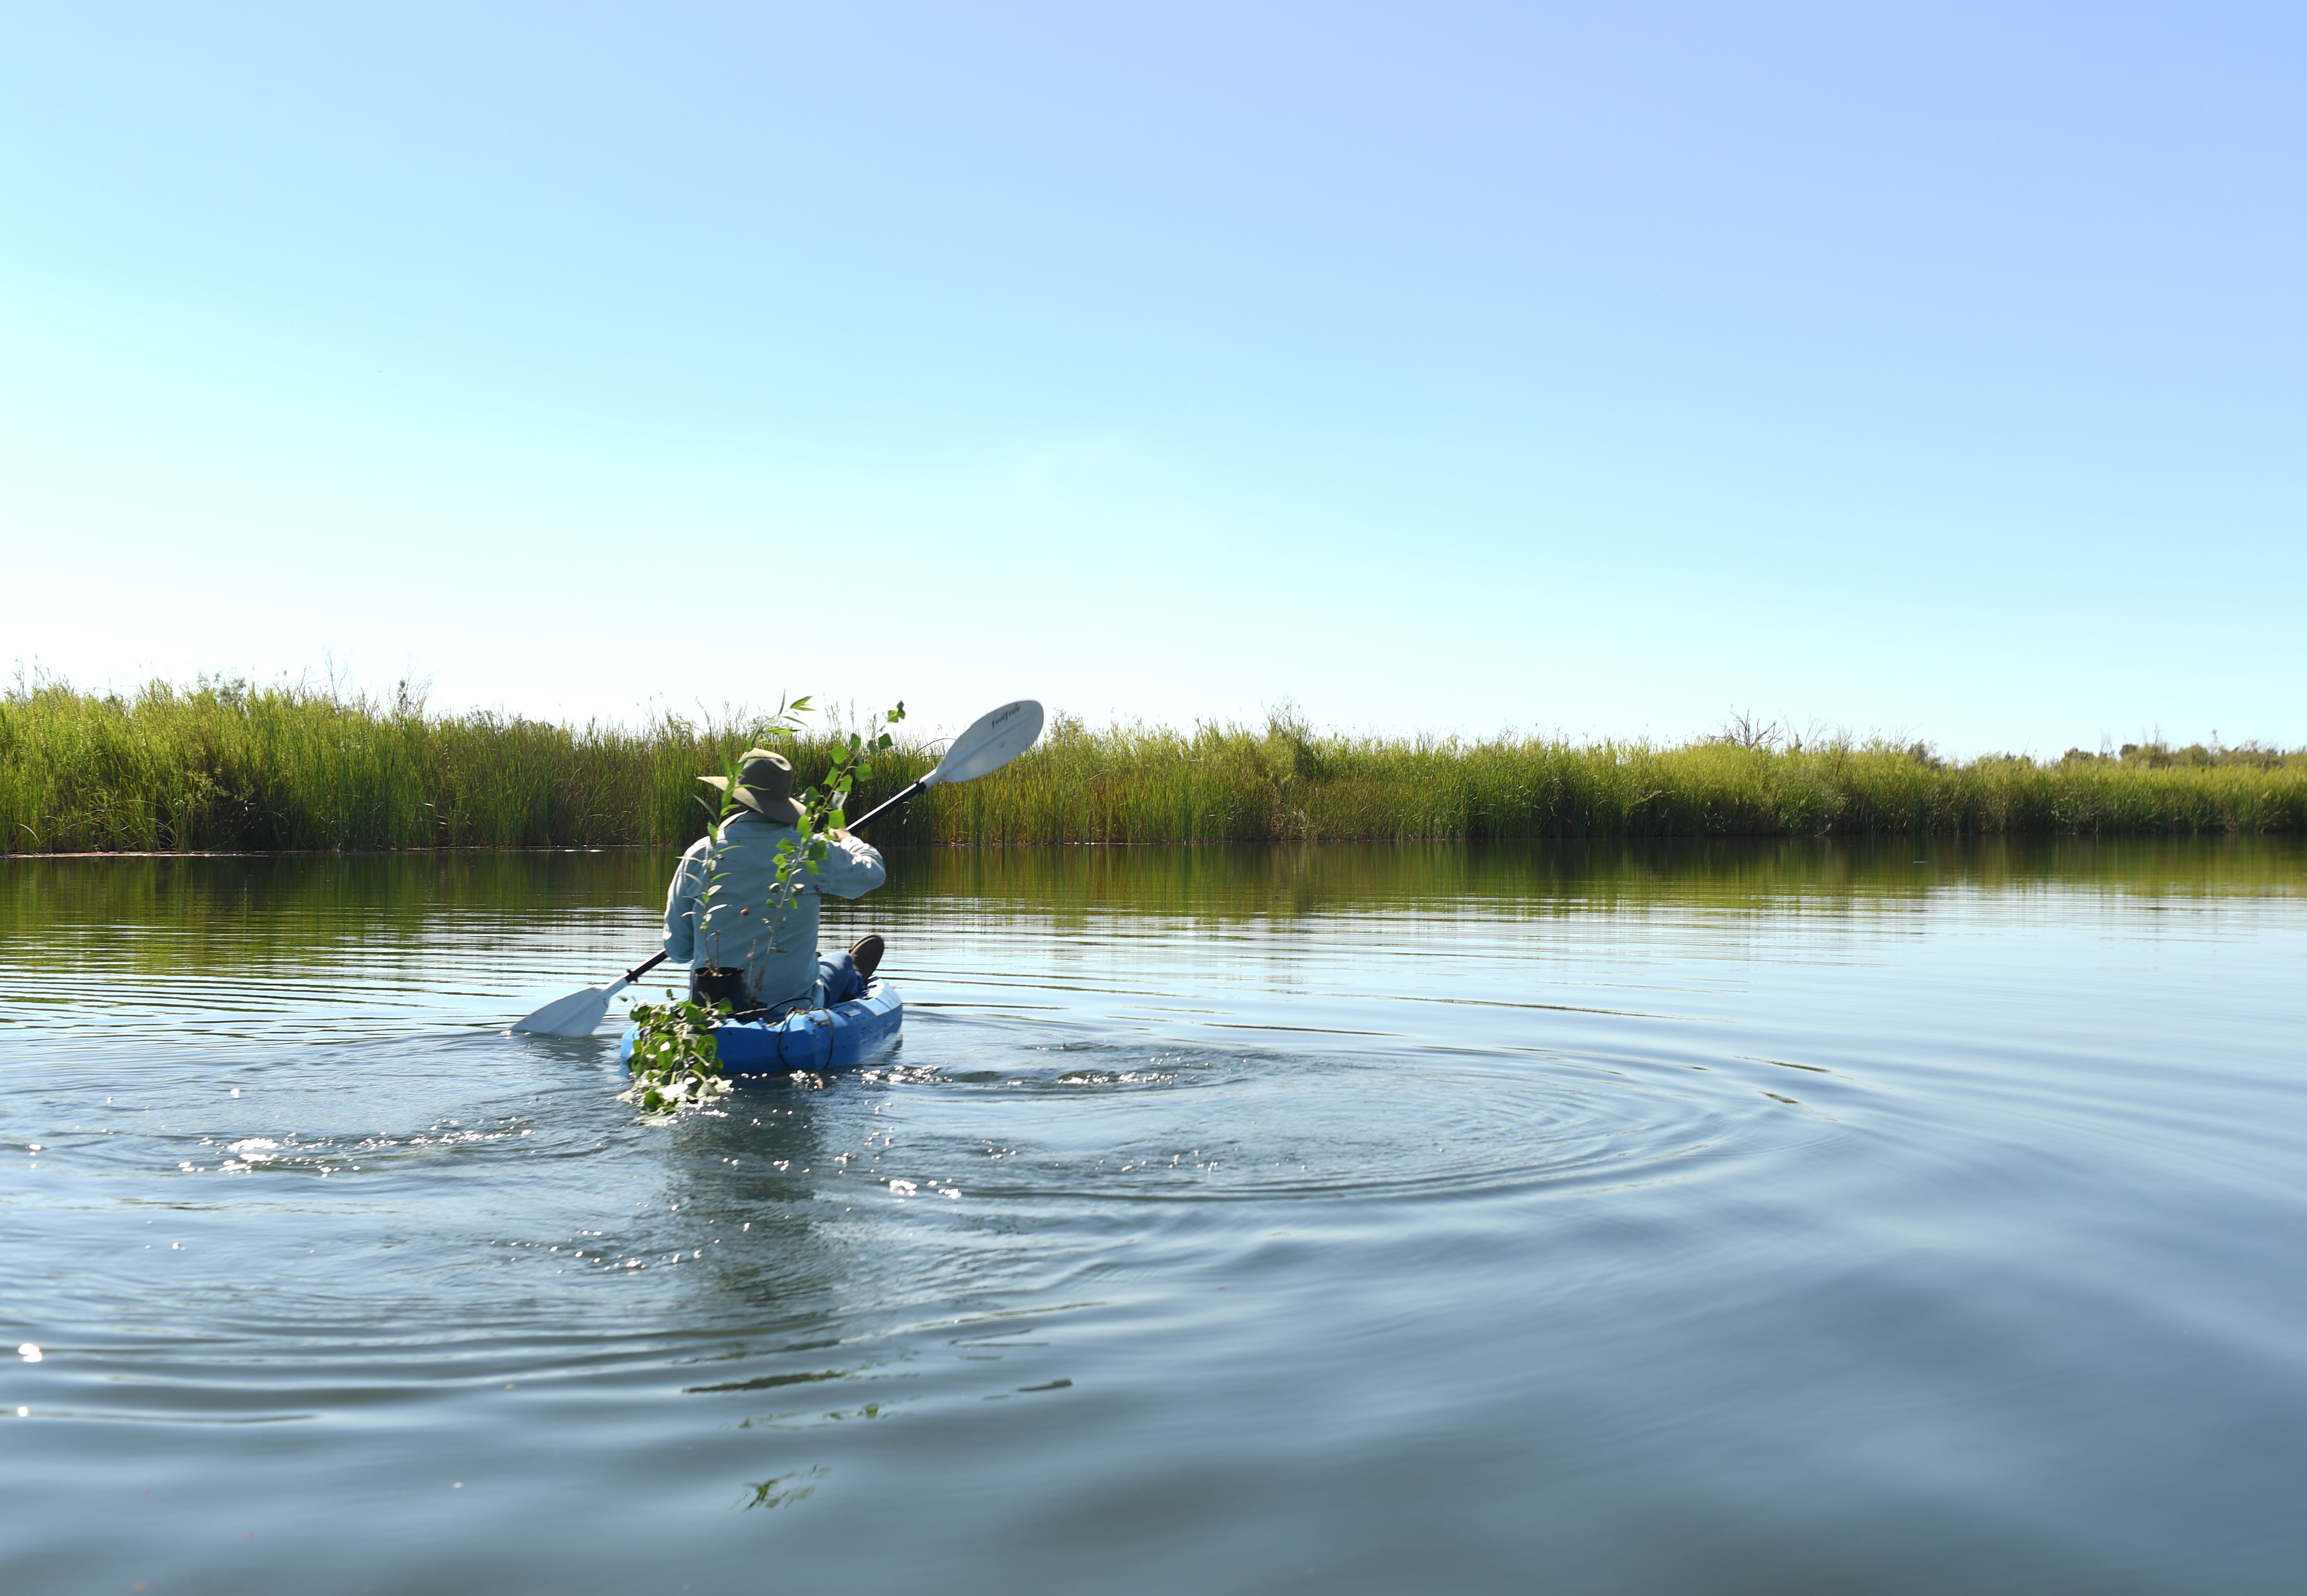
[700,748,805,823]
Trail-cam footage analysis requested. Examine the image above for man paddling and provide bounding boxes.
[662,749,885,1019]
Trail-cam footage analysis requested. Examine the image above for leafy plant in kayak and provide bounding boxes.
[619,995,736,1118]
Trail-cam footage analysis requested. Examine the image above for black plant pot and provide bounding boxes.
[689,966,753,1018]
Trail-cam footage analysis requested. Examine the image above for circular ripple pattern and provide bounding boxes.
[848,1030,1836,1210]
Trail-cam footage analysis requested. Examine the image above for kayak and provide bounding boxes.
[618,980,903,1076]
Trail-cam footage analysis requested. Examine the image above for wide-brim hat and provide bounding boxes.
[700,748,805,824]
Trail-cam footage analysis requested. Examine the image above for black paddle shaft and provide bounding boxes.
[844,777,928,834]
[624,951,670,984]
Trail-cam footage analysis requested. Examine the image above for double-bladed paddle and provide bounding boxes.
[509,699,1044,1036]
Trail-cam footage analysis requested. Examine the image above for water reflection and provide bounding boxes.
[3,839,2305,1594]
[889,835,2307,920]
[7,835,2297,987]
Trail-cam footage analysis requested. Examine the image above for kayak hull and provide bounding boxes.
[618,979,903,1076]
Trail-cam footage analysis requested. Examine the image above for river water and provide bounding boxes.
[4,840,2304,1594]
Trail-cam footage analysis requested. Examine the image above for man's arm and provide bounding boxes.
[662,846,705,962]
[812,831,886,900]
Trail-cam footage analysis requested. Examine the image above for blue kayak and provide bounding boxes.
[618,980,903,1076]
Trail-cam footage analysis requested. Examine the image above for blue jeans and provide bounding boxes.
[817,950,865,1007]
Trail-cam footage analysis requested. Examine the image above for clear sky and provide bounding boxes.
[3,3,2299,755]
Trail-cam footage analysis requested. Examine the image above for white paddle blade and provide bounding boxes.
[929,699,1044,786]
[511,982,617,1037]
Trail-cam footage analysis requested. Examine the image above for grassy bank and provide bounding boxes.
[4,678,2303,853]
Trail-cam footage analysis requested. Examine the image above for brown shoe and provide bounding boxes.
[848,933,885,984]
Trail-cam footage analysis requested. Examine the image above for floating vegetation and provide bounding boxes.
[741,1467,827,1511]
[6,675,2304,849]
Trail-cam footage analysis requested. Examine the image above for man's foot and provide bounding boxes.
[848,933,885,984]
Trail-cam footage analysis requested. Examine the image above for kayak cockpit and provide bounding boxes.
[618,979,902,1076]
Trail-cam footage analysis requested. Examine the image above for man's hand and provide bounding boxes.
[829,827,851,842]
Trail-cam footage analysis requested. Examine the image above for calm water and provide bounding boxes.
[4,841,2305,1594]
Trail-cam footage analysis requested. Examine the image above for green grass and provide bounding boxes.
[4,677,2303,853]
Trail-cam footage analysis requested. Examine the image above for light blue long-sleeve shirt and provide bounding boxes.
[662,813,886,1011]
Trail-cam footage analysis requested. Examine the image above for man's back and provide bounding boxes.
[662,812,885,1011]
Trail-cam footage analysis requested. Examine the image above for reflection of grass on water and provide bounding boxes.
[738,1404,885,1429]
[688,1369,848,1394]
[6,676,2306,850]
[893,833,2307,918]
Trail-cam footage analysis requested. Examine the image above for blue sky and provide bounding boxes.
[2,3,2298,754]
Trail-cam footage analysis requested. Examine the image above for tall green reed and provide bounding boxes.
[4,679,2302,852]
